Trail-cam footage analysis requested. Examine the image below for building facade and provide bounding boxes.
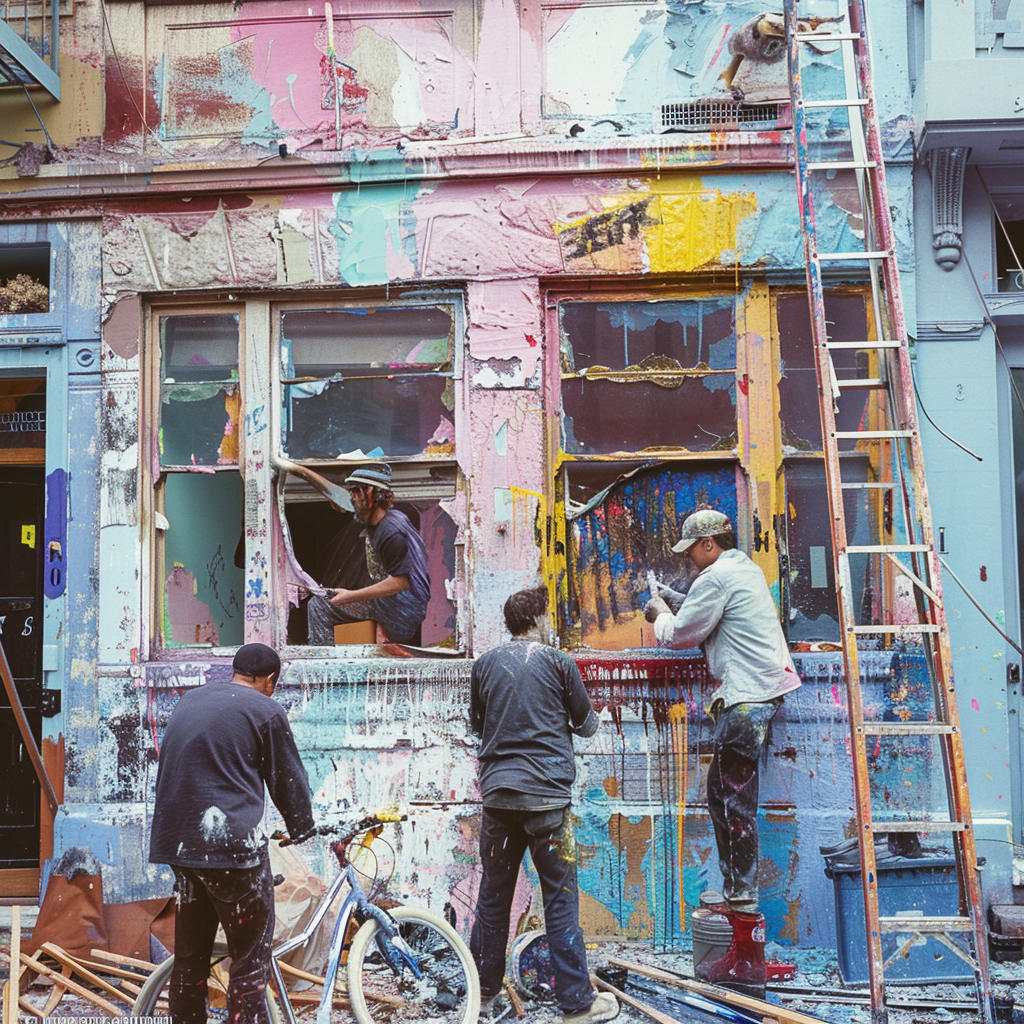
[3,0,1001,964]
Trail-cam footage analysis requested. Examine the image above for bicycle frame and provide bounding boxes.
[268,840,420,1024]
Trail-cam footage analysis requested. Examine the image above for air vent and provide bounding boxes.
[653,99,789,134]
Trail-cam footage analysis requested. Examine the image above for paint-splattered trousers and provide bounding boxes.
[470,806,595,1015]
[307,590,425,645]
[169,851,275,1024]
[707,699,782,914]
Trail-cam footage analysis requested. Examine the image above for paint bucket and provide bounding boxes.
[691,907,733,975]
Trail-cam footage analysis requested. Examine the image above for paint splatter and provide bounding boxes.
[980,566,988,582]
[971,698,980,711]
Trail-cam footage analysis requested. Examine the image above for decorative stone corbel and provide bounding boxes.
[926,147,970,271]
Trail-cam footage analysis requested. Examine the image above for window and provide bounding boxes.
[553,284,884,651]
[276,299,461,649]
[554,294,743,650]
[153,311,245,649]
[776,288,888,641]
[0,244,49,314]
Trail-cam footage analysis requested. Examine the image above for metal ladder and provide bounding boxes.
[784,2,992,1021]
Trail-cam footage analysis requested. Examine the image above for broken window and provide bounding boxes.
[280,305,455,461]
[559,299,737,454]
[563,461,740,650]
[277,300,461,649]
[777,288,896,641]
[156,312,244,649]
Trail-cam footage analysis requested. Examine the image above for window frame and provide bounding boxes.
[145,300,246,656]
[270,291,465,651]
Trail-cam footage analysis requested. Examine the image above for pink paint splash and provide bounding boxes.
[971,698,980,711]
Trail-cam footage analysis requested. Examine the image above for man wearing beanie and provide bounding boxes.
[307,462,430,646]
[150,643,315,1024]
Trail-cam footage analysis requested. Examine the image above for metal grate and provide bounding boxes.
[0,410,44,433]
[653,99,783,133]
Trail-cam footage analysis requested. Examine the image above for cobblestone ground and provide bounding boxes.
[3,909,1021,1024]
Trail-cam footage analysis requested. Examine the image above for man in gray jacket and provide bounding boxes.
[644,507,800,997]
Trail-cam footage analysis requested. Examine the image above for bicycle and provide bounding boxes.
[132,812,481,1024]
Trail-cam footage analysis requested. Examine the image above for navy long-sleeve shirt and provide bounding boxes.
[149,681,315,869]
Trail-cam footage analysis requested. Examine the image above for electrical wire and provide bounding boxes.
[937,554,1024,657]
[909,356,983,461]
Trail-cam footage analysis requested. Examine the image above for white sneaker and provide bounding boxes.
[563,992,620,1024]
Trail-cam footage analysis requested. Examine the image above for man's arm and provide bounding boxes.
[563,657,599,738]
[653,574,727,649]
[263,714,316,839]
[327,575,409,607]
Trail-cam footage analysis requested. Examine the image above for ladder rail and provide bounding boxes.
[846,0,991,976]
[785,7,886,1016]
[786,2,993,1020]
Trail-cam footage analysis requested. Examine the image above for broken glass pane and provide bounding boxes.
[560,300,736,455]
[160,385,239,467]
[162,471,244,648]
[280,306,454,460]
[777,291,872,452]
[160,314,240,467]
[566,461,737,650]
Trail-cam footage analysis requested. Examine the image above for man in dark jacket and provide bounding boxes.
[469,586,619,1024]
[150,643,315,1024]
[307,462,430,645]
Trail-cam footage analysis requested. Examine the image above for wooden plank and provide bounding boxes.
[6,906,20,1024]
[0,869,40,900]
[607,959,826,1024]
[19,953,125,1018]
[42,964,74,1016]
[592,973,688,1024]
[38,944,135,1007]
[89,948,158,972]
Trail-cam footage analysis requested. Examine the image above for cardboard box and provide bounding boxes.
[333,621,377,645]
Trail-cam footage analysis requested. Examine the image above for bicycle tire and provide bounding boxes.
[347,905,480,1024]
[131,954,284,1022]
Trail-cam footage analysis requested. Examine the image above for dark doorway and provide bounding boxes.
[0,467,45,868]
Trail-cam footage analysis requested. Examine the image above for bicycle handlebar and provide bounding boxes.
[273,812,408,847]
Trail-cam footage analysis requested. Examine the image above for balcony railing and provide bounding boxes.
[0,0,59,100]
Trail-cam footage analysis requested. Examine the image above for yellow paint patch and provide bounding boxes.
[644,189,757,273]
[21,525,35,549]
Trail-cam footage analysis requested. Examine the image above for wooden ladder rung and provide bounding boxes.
[816,250,891,260]
[871,820,968,833]
[878,916,975,934]
[803,98,869,108]
[832,429,913,439]
[834,377,886,390]
[849,624,941,634]
[794,31,863,42]
[861,723,955,736]
[844,544,931,553]
[808,160,877,171]
[823,340,902,349]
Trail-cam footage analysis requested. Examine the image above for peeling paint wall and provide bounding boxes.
[4,0,991,965]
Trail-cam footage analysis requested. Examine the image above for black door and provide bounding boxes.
[0,469,45,867]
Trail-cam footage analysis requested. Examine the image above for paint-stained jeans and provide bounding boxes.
[307,590,425,645]
[470,806,594,1015]
[170,851,274,1024]
[707,699,782,913]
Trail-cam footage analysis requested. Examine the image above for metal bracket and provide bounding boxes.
[40,688,61,717]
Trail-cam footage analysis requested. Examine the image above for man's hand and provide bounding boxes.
[644,596,670,623]
[327,588,355,608]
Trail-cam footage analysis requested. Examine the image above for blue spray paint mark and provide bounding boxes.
[44,468,67,599]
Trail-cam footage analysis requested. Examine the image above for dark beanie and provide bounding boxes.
[232,642,281,679]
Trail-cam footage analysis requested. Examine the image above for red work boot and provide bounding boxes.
[696,910,766,1000]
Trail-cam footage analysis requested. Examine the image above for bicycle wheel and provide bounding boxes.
[131,954,284,1022]
[347,905,480,1024]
